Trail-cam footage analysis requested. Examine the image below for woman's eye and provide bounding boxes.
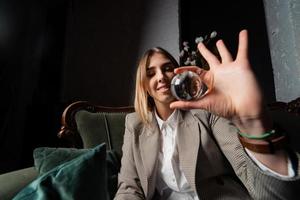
[146,70,155,77]
[164,64,174,72]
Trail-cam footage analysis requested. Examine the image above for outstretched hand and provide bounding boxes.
[170,30,265,120]
[171,30,289,173]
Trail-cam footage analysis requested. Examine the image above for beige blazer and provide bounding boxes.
[115,109,300,200]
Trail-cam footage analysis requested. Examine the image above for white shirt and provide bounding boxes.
[155,109,199,200]
[154,109,294,200]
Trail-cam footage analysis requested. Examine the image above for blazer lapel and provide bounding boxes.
[176,111,200,193]
[139,113,160,198]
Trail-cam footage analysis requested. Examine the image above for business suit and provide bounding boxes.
[115,109,300,200]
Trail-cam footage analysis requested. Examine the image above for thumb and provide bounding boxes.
[170,91,215,111]
[170,98,209,110]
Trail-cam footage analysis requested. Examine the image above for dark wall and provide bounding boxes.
[61,0,148,106]
[60,0,179,107]
[0,0,68,173]
[179,0,275,103]
[0,0,176,173]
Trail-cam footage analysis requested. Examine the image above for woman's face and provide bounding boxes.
[146,52,176,108]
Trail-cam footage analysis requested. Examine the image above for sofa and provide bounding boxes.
[0,101,134,200]
[0,98,299,200]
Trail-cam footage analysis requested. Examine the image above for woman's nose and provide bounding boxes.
[156,70,165,82]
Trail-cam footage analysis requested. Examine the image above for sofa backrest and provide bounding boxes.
[58,101,134,157]
[75,111,127,155]
[58,99,300,157]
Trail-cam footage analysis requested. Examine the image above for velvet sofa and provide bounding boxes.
[0,98,299,199]
[0,101,134,200]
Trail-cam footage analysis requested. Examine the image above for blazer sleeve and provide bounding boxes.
[114,114,145,200]
[209,114,300,200]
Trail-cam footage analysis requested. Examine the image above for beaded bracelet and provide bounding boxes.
[238,129,277,140]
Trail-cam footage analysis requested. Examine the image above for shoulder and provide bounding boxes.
[126,112,140,121]
[189,109,211,118]
[187,109,223,126]
[125,112,146,132]
[188,109,212,122]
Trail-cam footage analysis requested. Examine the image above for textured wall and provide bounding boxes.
[263,0,300,102]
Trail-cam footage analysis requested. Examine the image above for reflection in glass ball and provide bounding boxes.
[171,71,207,101]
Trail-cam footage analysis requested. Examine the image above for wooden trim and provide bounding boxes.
[58,101,134,147]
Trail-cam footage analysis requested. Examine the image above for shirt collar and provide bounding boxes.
[155,109,179,130]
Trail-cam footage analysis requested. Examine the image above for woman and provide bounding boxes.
[114,30,299,200]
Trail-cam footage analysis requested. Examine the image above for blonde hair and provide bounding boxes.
[134,47,179,125]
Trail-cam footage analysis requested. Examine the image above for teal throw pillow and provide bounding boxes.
[13,143,107,200]
[33,147,89,175]
[33,146,121,199]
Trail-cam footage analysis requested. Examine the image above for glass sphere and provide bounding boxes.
[171,71,207,101]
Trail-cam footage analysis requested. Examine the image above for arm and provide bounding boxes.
[210,114,300,199]
[170,30,290,175]
[231,111,289,175]
[114,115,145,200]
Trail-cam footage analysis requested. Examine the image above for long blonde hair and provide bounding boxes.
[134,47,179,125]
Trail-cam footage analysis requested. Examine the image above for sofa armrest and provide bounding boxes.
[0,167,38,200]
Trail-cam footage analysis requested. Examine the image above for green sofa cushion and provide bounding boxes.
[0,167,38,200]
[13,143,107,200]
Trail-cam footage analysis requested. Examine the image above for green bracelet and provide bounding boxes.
[237,129,277,140]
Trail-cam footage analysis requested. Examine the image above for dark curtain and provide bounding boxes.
[0,0,68,173]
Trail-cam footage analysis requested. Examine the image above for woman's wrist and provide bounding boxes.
[232,112,273,137]
[232,111,288,154]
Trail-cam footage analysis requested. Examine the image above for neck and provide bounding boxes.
[155,103,174,121]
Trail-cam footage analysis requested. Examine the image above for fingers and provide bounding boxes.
[170,94,212,110]
[174,66,199,74]
[170,100,202,110]
[198,42,220,68]
[216,40,233,63]
[174,66,207,76]
[236,29,248,61]
[182,29,248,71]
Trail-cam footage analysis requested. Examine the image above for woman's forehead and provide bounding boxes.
[147,53,171,68]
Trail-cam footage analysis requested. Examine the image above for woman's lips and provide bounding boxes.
[157,85,170,92]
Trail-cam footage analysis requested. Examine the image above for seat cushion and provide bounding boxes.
[0,167,38,200]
